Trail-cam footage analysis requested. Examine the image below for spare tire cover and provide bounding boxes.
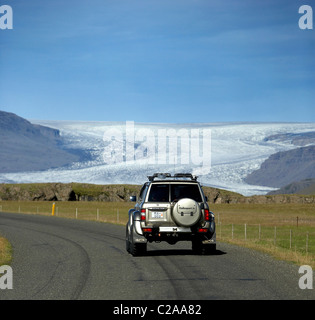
[172,198,201,227]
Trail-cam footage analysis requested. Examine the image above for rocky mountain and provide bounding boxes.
[0,183,141,202]
[0,182,314,204]
[0,182,242,203]
[267,178,315,195]
[0,110,86,173]
[244,145,315,188]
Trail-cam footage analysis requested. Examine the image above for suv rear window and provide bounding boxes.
[148,184,169,202]
[171,184,202,202]
[147,183,202,202]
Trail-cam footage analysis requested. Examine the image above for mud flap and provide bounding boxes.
[130,224,147,256]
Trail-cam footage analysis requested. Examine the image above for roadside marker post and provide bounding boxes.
[52,203,56,216]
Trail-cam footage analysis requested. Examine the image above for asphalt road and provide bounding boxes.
[0,211,314,300]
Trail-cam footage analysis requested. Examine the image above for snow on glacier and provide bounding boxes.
[1,121,314,196]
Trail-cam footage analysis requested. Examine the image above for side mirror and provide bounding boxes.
[130,196,137,202]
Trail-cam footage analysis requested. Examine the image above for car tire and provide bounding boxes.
[130,242,147,256]
[172,198,201,227]
[126,226,131,253]
[130,228,147,256]
[192,240,216,255]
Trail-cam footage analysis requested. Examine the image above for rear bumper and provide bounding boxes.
[143,225,216,244]
[159,226,191,232]
[133,218,216,244]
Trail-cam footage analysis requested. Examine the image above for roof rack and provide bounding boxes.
[147,173,171,181]
[147,173,198,181]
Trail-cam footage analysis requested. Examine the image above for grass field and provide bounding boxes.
[0,237,12,266]
[212,203,315,267]
[0,200,315,267]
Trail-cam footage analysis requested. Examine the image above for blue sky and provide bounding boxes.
[0,0,314,123]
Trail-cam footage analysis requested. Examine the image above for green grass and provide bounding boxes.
[0,236,12,266]
[0,200,131,224]
[1,200,315,267]
[71,183,109,198]
[212,203,315,267]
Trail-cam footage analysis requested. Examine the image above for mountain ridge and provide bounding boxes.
[1,111,315,196]
[0,110,86,173]
[0,182,314,204]
[267,178,315,195]
[244,145,315,188]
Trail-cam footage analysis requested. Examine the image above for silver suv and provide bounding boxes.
[126,173,216,256]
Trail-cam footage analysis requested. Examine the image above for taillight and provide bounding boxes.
[204,209,210,221]
[198,228,208,233]
[141,209,146,221]
[142,228,152,233]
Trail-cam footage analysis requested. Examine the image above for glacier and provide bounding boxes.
[1,121,314,196]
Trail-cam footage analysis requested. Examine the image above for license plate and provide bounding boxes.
[159,227,191,232]
[152,212,164,219]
